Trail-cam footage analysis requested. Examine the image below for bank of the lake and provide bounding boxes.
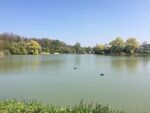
[0,99,126,113]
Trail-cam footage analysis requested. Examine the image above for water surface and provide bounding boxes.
[0,55,150,113]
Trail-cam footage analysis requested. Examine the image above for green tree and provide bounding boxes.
[27,40,41,55]
[8,41,27,55]
[19,42,28,54]
[9,42,21,54]
[109,37,125,55]
[50,40,61,53]
[125,38,140,55]
[39,38,51,53]
[84,47,93,54]
[73,42,82,54]
[93,44,105,54]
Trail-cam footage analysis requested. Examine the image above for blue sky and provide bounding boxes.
[0,0,150,46]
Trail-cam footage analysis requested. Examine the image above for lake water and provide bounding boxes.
[0,55,150,113]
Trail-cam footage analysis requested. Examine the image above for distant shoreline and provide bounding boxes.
[0,33,150,56]
[1,53,150,57]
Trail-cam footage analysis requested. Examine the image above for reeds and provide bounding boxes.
[0,99,126,113]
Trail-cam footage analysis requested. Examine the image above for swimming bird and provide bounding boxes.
[73,67,77,69]
[100,73,104,76]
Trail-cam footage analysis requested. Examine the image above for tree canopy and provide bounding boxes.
[0,33,149,56]
[93,44,105,54]
[109,37,125,55]
[125,38,140,55]
[27,40,41,55]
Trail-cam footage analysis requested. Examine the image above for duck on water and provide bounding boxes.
[100,73,104,76]
[72,67,104,76]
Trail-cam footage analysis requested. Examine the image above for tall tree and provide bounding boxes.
[50,40,61,53]
[93,44,105,54]
[8,41,27,55]
[109,37,125,55]
[18,42,28,55]
[85,46,93,54]
[125,38,140,55]
[73,42,82,54]
[9,42,21,54]
[37,38,51,53]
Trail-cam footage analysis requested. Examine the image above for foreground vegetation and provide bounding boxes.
[0,32,150,56]
[0,99,126,113]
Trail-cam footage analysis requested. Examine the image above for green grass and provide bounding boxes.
[0,99,126,113]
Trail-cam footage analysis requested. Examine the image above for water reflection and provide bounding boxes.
[111,56,150,73]
[111,57,139,72]
[0,55,150,113]
[125,57,138,71]
[141,56,150,67]
[94,55,110,66]
[43,57,67,72]
[111,57,126,71]
[0,56,27,73]
[73,55,81,66]
[1,55,150,76]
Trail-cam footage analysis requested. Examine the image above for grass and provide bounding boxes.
[0,99,126,113]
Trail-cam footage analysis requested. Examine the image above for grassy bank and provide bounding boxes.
[0,99,126,113]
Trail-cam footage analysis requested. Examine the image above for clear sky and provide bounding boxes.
[0,0,150,46]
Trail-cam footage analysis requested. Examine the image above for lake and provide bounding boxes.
[0,55,150,113]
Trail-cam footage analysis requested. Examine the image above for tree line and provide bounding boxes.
[0,33,150,56]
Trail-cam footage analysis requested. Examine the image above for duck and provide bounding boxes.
[73,67,77,69]
[100,73,104,76]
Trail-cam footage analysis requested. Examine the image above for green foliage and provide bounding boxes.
[84,47,93,54]
[74,42,81,54]
[0,33,79,55]
[125,38,140,55]
[0,99,126,113]
[93,44,105,54]
[0,33,149,56]
[73,42,85,54]
[8,42,28,55]
[60,47,73,53]
[50,40,61,53]
[42,47,50,53]
[19,42,28,54]
[9,42,21,54]
[27,40,41,55]
[39,38,51,53]
[109,37,125,55]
